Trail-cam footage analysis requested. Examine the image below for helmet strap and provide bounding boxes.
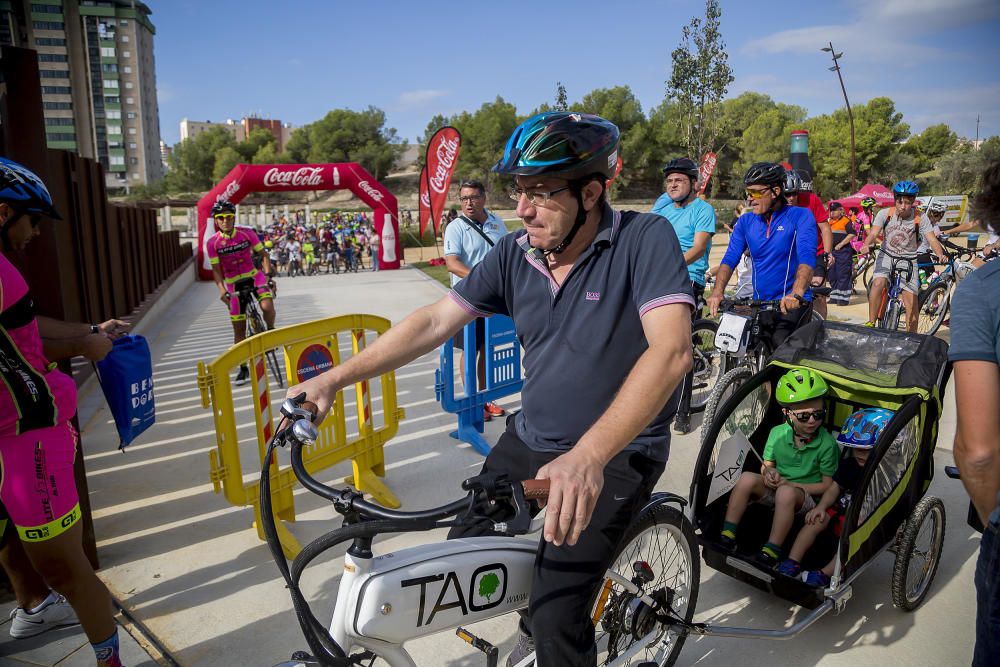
[542,180,597,257]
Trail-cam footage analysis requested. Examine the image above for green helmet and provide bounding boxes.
[775,368,828,406]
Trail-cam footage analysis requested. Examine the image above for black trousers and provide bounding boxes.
[674,280,704,420]
[449,418,665,667]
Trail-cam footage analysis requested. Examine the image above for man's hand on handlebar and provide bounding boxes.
[219,291,230,304]
[706,292,724,318]
[535,447,605,548]
[780,293,802,314]
[286,376,337,425]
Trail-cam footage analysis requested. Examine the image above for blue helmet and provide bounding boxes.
[837,408,894,449]
[0,157,60,219]
[892,180,919,197]
[493,112,620,181]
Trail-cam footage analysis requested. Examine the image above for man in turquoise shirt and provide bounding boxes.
[651,157,717,433]
[651,157,717,308]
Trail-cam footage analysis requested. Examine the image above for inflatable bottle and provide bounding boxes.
[789,130,816,192]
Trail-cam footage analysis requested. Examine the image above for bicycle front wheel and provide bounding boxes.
[701,365,753,446]
[688,319,721,414]
[917,282,950,335]
[593,504,699,667]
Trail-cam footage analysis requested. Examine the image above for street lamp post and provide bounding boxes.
[821,42,857,193]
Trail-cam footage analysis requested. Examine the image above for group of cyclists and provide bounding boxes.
[261,212,380,277]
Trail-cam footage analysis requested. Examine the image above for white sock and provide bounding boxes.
[27,590,59,614]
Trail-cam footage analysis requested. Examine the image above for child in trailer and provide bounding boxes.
[720,368,840,568]
[777,408,890,585]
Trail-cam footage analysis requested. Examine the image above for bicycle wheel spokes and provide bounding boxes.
[689,321,721,412]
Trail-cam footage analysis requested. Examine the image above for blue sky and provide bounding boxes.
[153,0,1000,146]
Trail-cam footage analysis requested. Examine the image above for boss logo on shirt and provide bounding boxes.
[585,291,601,301]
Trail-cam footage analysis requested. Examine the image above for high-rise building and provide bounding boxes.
[178,116,294,153]
[0,0,163,189]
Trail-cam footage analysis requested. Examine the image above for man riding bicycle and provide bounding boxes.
[288,112,694,667]
[785,169,834,318]
[206,200,276,386]
[651,156,717,434]
[856,181,945,332]
[707,162,818,348]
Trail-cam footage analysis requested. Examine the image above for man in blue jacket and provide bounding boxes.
[706,162,817,350]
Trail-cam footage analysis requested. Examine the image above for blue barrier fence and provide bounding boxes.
[435,315,524,455]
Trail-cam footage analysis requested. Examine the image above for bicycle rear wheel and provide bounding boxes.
[593,504,699,667]
[688,319,721,414]
[701,365,753,446]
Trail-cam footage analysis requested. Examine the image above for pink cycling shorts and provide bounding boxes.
[0,422,81,542]
[226,271,273,322]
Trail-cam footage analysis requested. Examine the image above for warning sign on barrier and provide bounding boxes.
[293,342,335,382]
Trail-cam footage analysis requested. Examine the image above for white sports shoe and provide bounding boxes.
[8,594,80,638]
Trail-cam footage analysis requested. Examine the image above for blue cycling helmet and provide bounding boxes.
[892,180,919,197]
[0,157,60,220]
[837,407,894,449]
[493,112,620,182]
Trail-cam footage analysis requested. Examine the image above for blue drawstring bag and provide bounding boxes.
[95,334,155,451]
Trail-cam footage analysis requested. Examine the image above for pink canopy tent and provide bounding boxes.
[829,183,894,210]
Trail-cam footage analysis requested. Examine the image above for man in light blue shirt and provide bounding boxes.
[443,179,509,421]
[651,157,716,434]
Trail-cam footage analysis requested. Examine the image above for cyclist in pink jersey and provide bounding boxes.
[206,200,276,386]
[0,157,130,666]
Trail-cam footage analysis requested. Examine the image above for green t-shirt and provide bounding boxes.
[762,423,839,484]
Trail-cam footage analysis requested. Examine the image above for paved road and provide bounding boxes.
[75,261,976,667]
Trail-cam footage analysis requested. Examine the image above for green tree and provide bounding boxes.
[555,82,568,111]
[164,126,238,192]
[933,136,1000,194]
[287,107,402,179]
[212,146,242,182]
[665,0,734,160]
[478,572,500,602]
[901,123,958,173]
[806,97,910,198]
[237,128,277,163]
[575,86,647,197]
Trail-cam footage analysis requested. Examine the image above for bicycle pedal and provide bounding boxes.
[456,627,498,666]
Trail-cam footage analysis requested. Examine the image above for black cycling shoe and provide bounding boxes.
[673,413,691,435]
[234,364,250,386]
[719,534,737,553]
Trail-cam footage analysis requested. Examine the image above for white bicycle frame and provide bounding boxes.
[309,518,671,667]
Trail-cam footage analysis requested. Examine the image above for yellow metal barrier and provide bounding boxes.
[197,314,406,558]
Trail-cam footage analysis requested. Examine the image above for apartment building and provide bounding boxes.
[0,0,163,189]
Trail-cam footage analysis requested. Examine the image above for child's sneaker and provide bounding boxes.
[754,549,778,569]
[802,570,830,587]
[719,533,737,553]
[777,559,802,578]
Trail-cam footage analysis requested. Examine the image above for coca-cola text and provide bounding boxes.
[429,137,459,194]
[263,166,325,187]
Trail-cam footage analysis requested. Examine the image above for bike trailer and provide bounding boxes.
[690,320,950,609]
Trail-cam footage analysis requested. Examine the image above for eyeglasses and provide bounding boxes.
[745,188,774,200]
[458,195,483,203]
[214,213,236,221]
[508,185,571,207]
[7,210,42,228]
[789,409,826,422]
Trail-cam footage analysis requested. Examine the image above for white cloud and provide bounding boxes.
[855,0,1000,26]
[743,23,951,65]
[394,89,450,110]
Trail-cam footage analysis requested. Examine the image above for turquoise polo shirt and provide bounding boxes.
[443,211,508,287]
[651,195,717,286]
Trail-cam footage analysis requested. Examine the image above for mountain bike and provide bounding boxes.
[263,396,700,667]
[916,240,976,335]
[870,249,913,332]
[851,243,878,293]
[233,277,284,388]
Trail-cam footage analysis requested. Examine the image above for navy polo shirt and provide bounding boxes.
[449,204,694,462]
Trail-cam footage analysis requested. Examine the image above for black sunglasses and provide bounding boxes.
[789,409,826,422]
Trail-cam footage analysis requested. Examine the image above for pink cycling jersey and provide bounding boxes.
[0,253,77,437]
[206,226,264,282]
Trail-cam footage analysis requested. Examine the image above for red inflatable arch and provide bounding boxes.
[196,163,400,280]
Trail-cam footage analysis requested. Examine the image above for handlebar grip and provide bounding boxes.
[522,479,550,503]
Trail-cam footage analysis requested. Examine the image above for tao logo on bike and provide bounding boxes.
[401,563,507,627]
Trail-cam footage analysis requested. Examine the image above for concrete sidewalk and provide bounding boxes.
[44,259,977,666]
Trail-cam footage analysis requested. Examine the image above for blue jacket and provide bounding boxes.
[721,205,817,301]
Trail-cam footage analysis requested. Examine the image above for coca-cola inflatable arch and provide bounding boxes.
[196,163,400,280]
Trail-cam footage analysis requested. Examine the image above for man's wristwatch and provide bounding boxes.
[90,324,100,334]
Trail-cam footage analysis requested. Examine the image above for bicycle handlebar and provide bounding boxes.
[276,394,549,525]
